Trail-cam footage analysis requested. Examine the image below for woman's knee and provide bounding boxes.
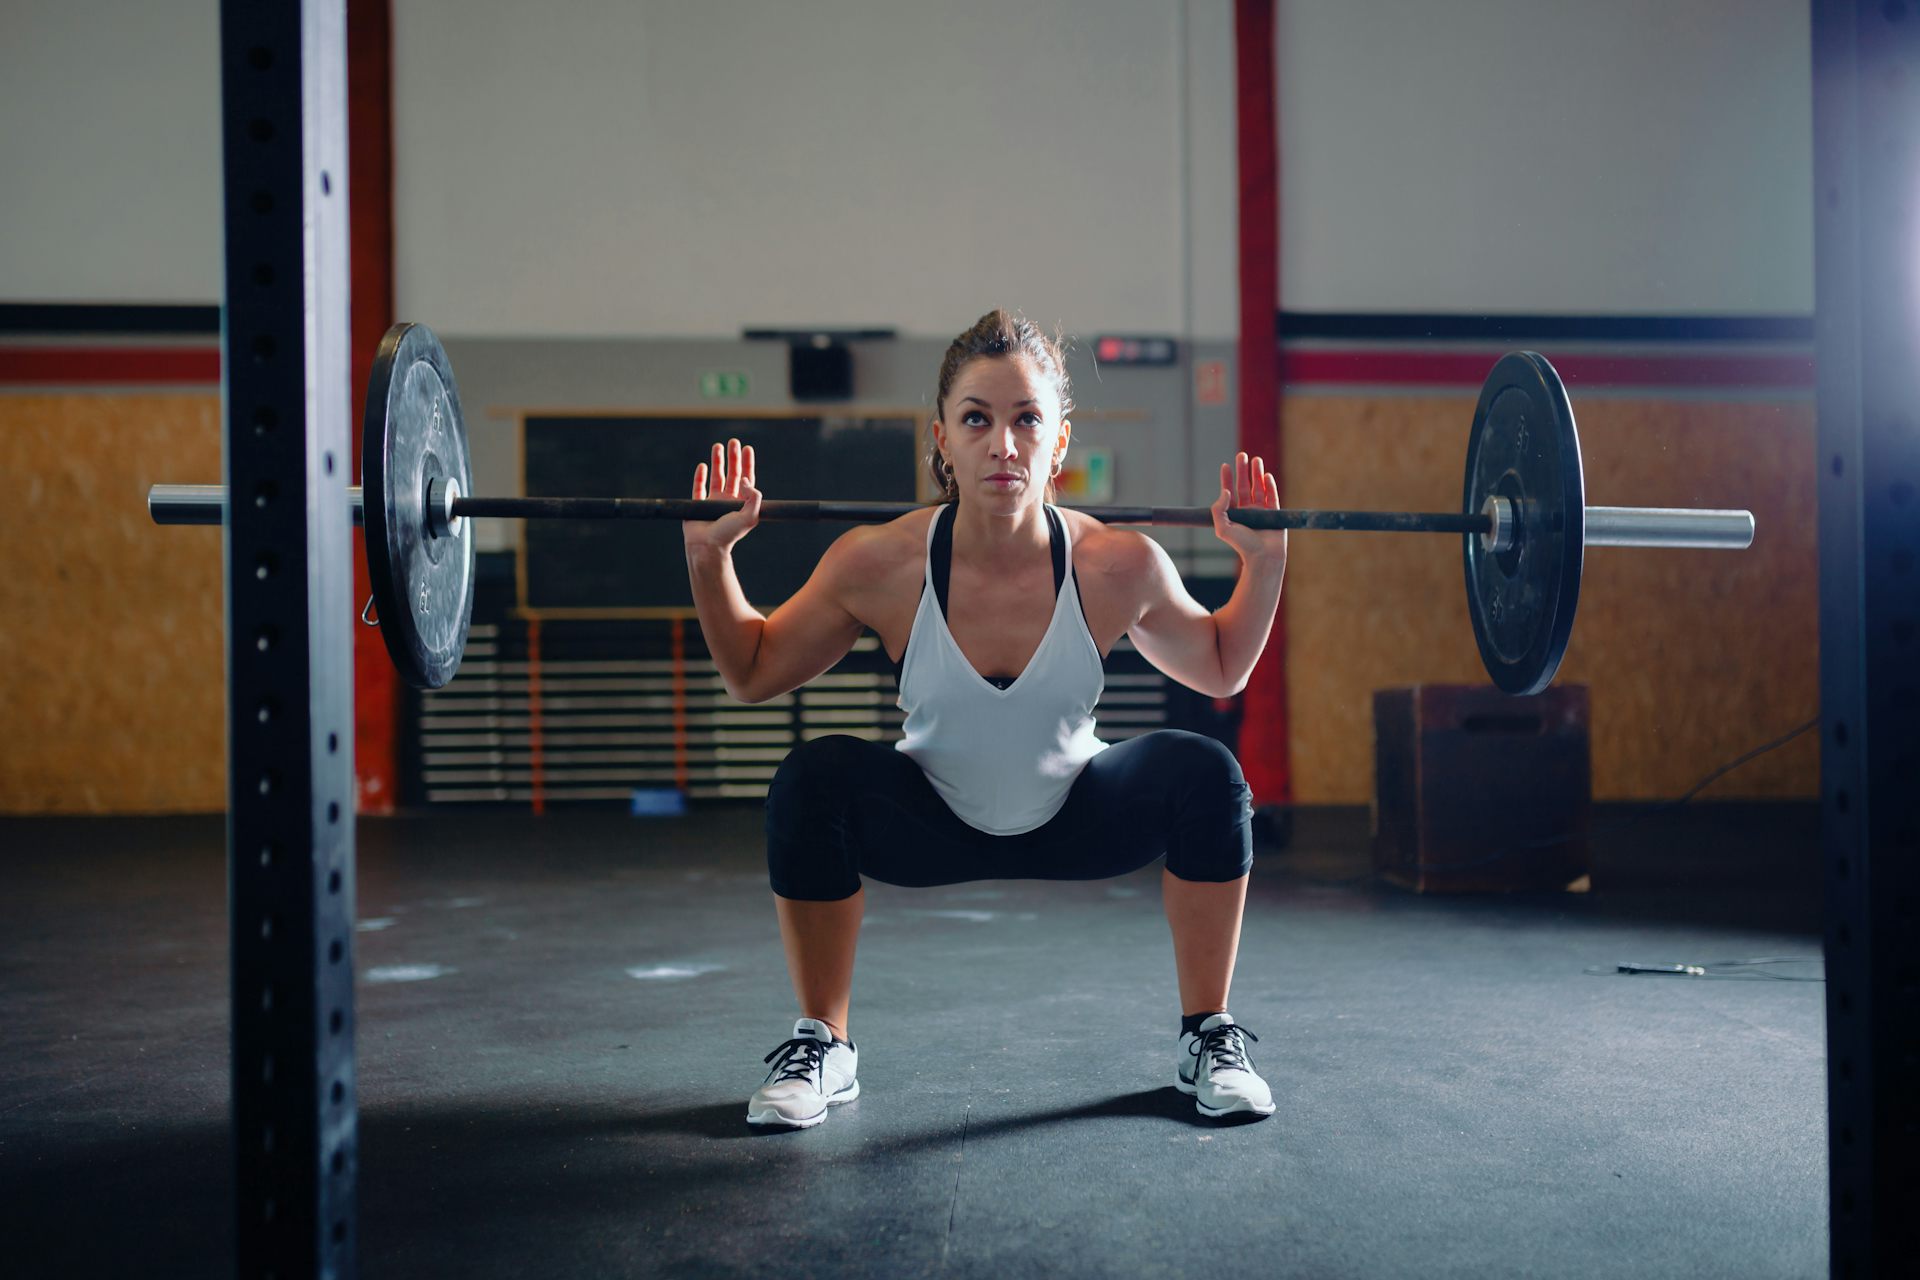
[764,735,869,900]
[1152,731,1254,882]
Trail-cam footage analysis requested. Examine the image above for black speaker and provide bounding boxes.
[790,341,852,401]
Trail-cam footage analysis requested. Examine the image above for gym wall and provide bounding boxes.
[1,0,1815,811]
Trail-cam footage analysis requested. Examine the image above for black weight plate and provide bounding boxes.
[363,322,474,690]
[1461,351,1584,695]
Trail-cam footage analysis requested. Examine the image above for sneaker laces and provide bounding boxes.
[762,1036,829,1087]
[1189,1023,1259,1076]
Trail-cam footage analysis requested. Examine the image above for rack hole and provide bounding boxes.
[247,46,272,70]
[328,869,342,894]
[330,1009,344,1035]
[249,118,273,143]
[251,190,273,215]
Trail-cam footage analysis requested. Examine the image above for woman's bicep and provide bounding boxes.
[1121,534,1230,697]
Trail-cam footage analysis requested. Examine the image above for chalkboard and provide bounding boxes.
[522,416,919,609]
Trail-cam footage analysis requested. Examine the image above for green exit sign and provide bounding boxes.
[699,370,750,399]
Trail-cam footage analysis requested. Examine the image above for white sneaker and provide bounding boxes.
[1175,1013,1276,1119]
[746,1017,860,1128]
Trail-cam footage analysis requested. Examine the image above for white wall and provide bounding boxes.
[2,0,1812,326]
[392,0,1200,339]
[1274,0,1813,315]
[0,0,222,303]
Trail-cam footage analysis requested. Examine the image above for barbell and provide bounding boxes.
[150,322,1754,696]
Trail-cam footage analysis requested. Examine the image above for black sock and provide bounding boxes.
[1181,1010,1226,1038]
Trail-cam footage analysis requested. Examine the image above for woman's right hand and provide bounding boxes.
[683,437,761,557]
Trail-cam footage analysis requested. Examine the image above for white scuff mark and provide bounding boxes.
[356,918,397,932]
[942,889,1006,901]
[365,964,453,983]
[1014,913,1038,922]
[626,963,726,980]
[905,909,998,923]
[1106,887,1141,898]
[445,896,488,909]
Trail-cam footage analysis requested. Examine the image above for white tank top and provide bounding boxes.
[894,503,1109,835]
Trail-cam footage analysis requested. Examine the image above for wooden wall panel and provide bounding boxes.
[1281,394,1818,803]
[0,394,225,812]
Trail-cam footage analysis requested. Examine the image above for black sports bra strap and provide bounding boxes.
[932,503,1066,620]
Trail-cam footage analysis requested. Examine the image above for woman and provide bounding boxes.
[683,310,1288,1128]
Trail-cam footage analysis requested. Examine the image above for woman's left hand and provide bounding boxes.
[1210,451,1288,567]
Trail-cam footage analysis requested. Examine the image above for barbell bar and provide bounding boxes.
[147,323,1756,695]
[147,483,1753,553]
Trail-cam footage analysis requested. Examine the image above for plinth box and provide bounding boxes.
[1371,684,1591,893]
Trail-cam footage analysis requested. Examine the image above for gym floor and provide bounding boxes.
[1,804,1825,1279]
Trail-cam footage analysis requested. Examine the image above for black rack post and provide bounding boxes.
[1812,2,1920,1275]
[220,1,358,1276]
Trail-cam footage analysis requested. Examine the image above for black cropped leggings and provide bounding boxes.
[764,729,1254,902]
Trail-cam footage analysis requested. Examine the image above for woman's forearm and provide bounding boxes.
[1211,554,1287,694]
[686,545,767,700]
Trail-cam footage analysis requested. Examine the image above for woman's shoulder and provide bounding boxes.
[825,504,935,580]
[1057,506,1156,577]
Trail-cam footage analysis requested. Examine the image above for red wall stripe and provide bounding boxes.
[348,0,400,815]
[1235,0,1292,814]
[0,346,220,384]
[0,343,1814,394]
[1281,349,1816,390]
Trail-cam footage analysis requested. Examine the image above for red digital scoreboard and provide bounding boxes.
[1093,335,1179,366]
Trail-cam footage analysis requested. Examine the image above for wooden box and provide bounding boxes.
[1371,684,1591,893]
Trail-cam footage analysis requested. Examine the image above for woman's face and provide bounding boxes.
[934,355,1069,511]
